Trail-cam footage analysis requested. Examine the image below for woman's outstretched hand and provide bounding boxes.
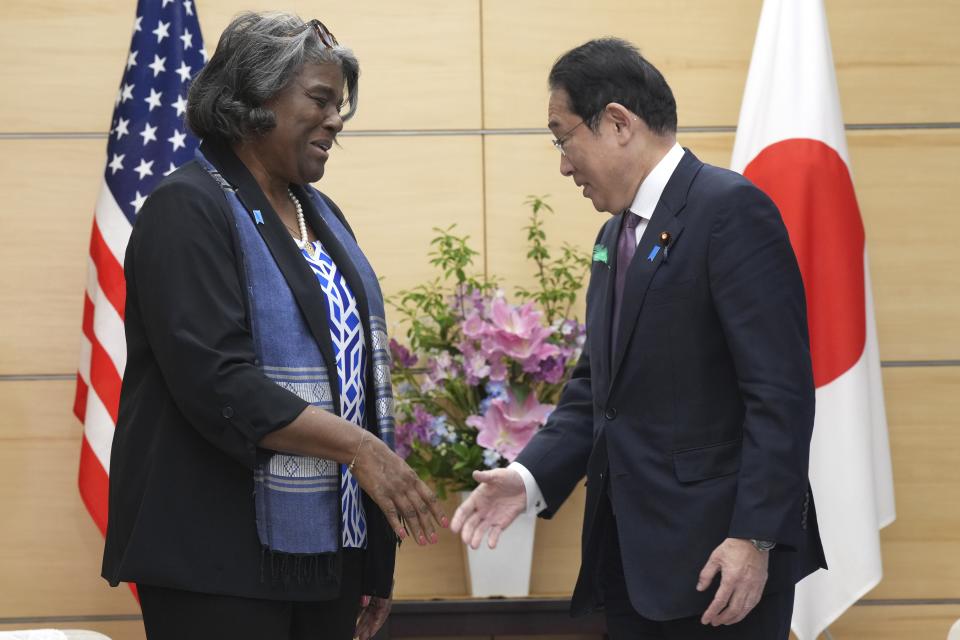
[352,437,448,545]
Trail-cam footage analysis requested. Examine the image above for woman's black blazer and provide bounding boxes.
[101,142,396,601]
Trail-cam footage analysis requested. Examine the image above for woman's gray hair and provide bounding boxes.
[186,11,359,144]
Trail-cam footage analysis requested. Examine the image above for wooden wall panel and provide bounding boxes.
[485,131,960,362]
[0,140,102,376]
[826,0,960,125]
[848,131,960,362]
[0,0,131,133]
[482,0,960,128]
[0,381,139,619]
[871,366,960,599]
[0,135,482,376]
[482,0,761,129]
[529,484,585,596]
[393,493,468,598]
[0,0,481,133]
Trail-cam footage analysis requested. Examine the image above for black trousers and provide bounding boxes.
[599,506,795,640]
[138,550,364,640]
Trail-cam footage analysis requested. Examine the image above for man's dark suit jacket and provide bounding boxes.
[101,142,395,601]
[516,149,827,621]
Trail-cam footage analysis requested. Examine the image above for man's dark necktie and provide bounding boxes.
[611,211,641,350]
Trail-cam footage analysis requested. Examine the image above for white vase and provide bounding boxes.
[460,491,537,597]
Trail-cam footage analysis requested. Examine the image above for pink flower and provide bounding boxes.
[466,391,554,462]
[461,311,487,340]
[426,351,458,386]
[463,351,491,385]
[482,297,560,364]
[487,356,508,382]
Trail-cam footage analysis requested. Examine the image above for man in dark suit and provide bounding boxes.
[451,38,826,639]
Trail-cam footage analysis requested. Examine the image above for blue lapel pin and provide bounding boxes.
[647,245,661,261]
[253,209,264,225]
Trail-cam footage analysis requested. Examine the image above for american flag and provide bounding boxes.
[74,0,205,535]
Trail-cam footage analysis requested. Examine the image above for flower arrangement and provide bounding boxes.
[389,197,589,498]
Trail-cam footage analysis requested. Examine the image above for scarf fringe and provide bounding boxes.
[259,546,340,585]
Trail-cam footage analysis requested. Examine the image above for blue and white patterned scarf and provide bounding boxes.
[196,150,395,567]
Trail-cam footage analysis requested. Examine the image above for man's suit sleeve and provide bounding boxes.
[708,182,816,550]
[514,345,595,518]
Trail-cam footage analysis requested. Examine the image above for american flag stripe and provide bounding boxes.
[75,0,205,558]
[79,436,111,535]
[81,294,123,424]
[86,256,128,378]
[72,373,89,425]
[94,181,133,263]
[89,216,129,319]
[84,377,118,469]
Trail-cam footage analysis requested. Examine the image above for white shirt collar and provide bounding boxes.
[627,142,685,220]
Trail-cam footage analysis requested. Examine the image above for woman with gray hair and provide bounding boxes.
[101,12,445,640]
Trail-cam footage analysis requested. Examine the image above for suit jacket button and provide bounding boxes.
[222,406,234,419]
[604,407,617,420]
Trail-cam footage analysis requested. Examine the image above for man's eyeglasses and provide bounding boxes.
[307,19,339,48]
[552,119,586,156]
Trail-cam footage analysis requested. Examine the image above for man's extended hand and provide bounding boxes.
[450,469,527,549]
[697,537,769,626]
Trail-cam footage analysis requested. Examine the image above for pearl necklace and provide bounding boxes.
[287,188,318,259]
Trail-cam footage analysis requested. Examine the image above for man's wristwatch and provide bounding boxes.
[751,539,776,552]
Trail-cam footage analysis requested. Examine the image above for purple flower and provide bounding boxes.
[536,354,567,384]
[389,338,418,368]
[395,405,433,459]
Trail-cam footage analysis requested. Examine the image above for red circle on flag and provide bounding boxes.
[744,138,866,387]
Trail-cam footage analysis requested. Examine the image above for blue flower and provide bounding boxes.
[485,381,507,399]
[431,415,458,444]
[482,448,502,469]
